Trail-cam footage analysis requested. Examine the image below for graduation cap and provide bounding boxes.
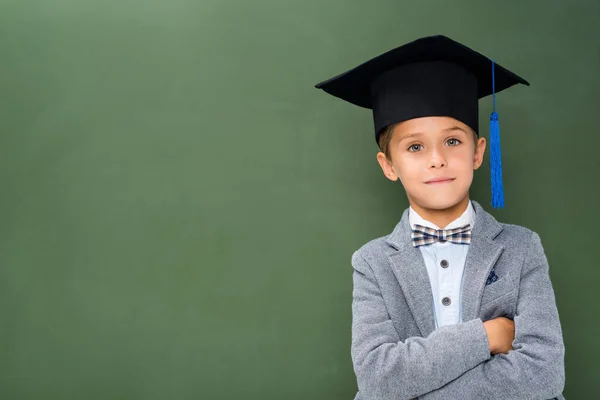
[314,35,529,209]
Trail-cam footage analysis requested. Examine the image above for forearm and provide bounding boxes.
[352,250,492,399]
[353,318,491,399]
[417,344,565,400]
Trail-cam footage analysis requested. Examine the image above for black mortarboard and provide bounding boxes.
[315,35,528,140]
[314,35,530,209]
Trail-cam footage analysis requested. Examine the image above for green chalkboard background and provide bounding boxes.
[0,0,597,398]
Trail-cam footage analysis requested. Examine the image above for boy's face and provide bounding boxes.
[376,116,486,212]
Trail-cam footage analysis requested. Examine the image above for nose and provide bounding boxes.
[428,146,447,169]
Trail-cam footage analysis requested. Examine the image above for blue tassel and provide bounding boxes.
[490,60,504,209]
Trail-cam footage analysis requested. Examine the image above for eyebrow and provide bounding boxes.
[443,126,468,134]
[398,126,468,142]
[398,132,424,142]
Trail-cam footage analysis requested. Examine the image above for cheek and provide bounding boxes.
[395,159,421,183]
[450,149,475,168]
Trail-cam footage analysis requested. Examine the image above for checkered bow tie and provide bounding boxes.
[411,224,472,247]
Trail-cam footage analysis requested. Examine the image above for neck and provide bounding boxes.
[409,196,471,229]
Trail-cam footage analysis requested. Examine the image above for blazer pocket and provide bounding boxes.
[480,271,516,306]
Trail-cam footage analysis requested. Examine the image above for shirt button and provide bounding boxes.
[440,259,449,268]
[442,297,451,306]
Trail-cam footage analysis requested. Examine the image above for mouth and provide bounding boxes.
[425,177,455,184]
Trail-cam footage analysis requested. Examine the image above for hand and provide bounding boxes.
[483,317,515,355]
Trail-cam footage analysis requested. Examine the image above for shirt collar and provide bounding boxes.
[409,200,475,231]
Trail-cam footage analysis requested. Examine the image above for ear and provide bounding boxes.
[376,152,399,181]
[473,137,486,170]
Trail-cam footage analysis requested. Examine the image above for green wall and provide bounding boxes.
[0,0,597,398]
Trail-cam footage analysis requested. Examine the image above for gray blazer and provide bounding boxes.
[351,201,565,400]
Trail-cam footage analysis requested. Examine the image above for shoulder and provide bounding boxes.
[351,232,397,271]
[498,222,534,240]
[496,221,543,248]
[494,222,552,279]
[494,221,549,275]
[472,201,542,246]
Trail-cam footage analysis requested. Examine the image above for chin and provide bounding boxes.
[422,201,461,211]
[411,193,468,211]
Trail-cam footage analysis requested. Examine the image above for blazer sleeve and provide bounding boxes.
[351,250,492,400]
[418,231,566,400]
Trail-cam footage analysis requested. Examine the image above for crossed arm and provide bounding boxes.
[351,232,565,400]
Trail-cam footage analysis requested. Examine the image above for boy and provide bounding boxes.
[315,35,566,399]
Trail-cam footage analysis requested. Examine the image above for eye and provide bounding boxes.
[446,138,462,146]
[408,144,423,152]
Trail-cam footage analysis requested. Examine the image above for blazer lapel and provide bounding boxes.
[386,209,436,337]
[460,201,505,322]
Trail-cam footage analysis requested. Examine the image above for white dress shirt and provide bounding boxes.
[408,201,475,328]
